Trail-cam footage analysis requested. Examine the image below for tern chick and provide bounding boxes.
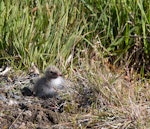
[33,66,66,98]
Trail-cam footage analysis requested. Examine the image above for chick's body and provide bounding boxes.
[33,66,65,98]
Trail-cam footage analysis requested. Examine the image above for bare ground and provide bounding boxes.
[0,70,95,129]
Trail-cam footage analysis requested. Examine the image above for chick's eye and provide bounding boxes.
[50,71,56,75]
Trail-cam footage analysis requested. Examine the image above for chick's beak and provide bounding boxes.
[58,73,62,76]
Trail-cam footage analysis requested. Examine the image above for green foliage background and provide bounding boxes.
[0,0,150,73]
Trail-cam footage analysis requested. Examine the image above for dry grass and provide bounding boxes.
[0,57,150,128]
[62,61,150,128]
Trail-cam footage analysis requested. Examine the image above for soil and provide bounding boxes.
[0,70,95,129]
[0,72,73,129]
